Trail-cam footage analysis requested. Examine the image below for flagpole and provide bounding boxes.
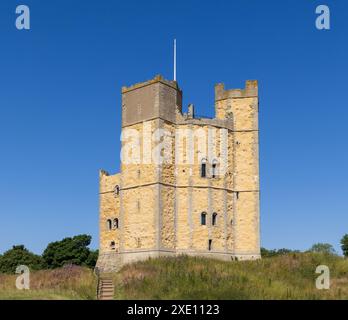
[174,39,177,81]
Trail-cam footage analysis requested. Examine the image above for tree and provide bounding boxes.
[308,243,336,255]
[261,247,276,258]
[261,247,299,258]
[0,245,44,274]
[42,234,96,268]
[340,234,348,257]
[86,249,99,268]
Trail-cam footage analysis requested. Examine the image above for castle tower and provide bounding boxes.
[215,81,260,259]
[119,75,182,262]
[96,76,260,272]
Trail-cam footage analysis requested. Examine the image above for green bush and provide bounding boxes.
[0,245,44,274]
[42,234,97,268]
[261,247,299,258]
[308,243,336,255]
[341,234,348,257]
[85,249,99,268]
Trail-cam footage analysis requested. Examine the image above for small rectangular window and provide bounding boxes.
[212,163,217,178]
[208,239,212,251]
[212,213,217,226]
[201,213,207,225]
[201,163,206,178]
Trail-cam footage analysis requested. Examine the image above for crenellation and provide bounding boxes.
[215,80,258,101]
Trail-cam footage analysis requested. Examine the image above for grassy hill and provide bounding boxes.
[1,253,348,300]
[0,265,96,300]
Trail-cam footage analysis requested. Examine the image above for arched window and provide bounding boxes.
[201,158,207,178]
[110,241,115,250]
[212,159,218,178]
[201,212,207,225]
[212,212,218,226]
[106,219,112,230]
[113,218,119,229]
[208,239,212,251]
[114,185,120,197]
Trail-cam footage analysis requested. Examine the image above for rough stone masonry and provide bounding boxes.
[96,75,260,272]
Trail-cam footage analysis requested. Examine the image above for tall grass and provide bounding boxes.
[112,253,348,300]
[1,253,347,300]
[0,265,96,300]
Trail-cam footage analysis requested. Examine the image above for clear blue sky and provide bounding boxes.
[0,0,347,255]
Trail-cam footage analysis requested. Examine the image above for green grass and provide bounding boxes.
[0,265,96,300]
[112,253,348,300]
[1,253,347,299]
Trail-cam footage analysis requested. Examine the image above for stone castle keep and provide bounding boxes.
[96,75,260,272]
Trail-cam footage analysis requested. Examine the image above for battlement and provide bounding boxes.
[100,171,120,194]
[121,75,180,94]
[99,169,110,177]
[215,80,258,101]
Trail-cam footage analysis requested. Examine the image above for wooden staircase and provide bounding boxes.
[97,277,114,300]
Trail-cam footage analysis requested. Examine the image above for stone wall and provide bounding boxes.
[215,80,260,259]
[99,171,120,254]
[97,76,261,272]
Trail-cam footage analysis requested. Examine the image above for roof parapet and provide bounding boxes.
[122,74,180,93]
[215,80,258,101]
